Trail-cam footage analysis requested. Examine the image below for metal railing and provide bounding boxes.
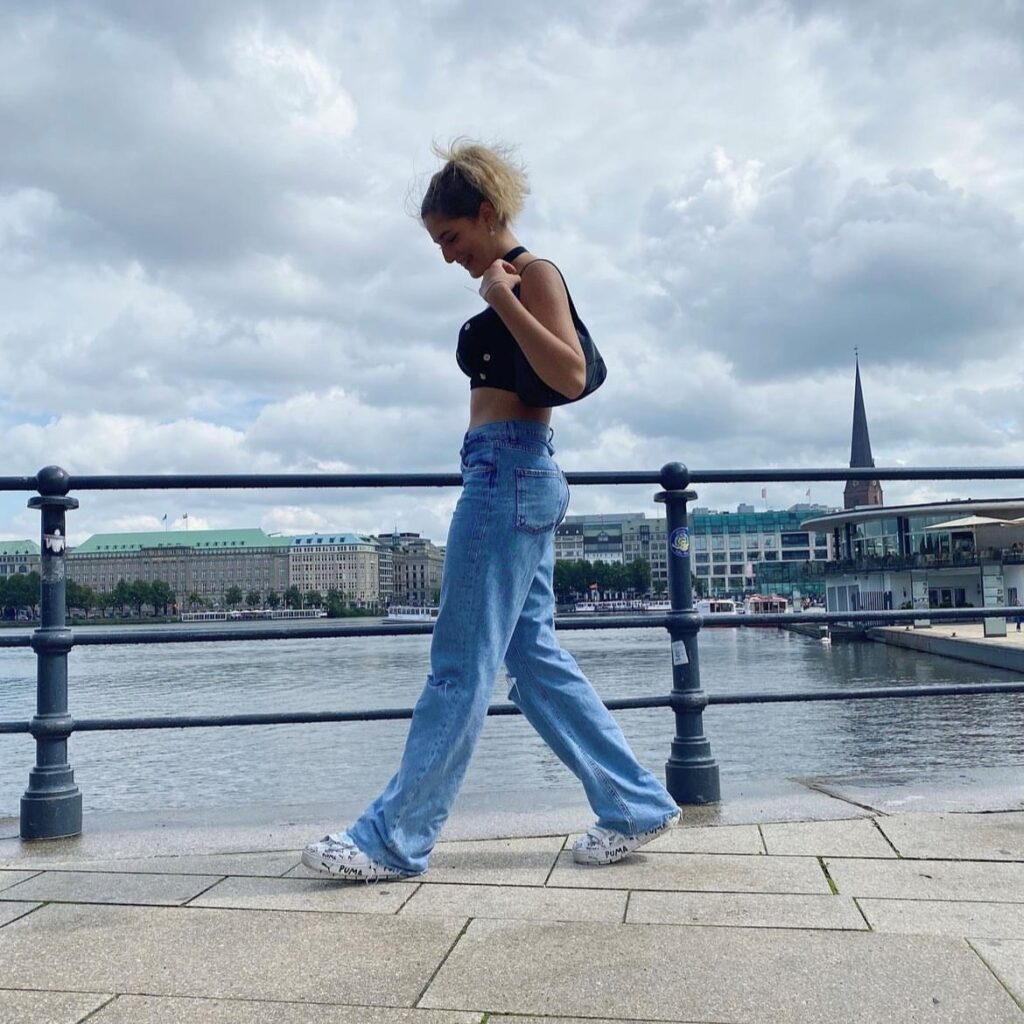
[3,461,1024,841]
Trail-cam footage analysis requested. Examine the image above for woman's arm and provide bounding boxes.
[482,260,586,400]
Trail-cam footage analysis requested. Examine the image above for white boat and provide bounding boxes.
[744,595,790,615]
[387,605,440,621]
[695,598,740,616]
[180,607,327,623]
[570,601,598,614]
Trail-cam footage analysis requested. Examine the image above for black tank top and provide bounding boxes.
[455,256,585,404]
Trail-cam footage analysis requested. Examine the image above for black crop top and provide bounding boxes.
[456,257,586,406]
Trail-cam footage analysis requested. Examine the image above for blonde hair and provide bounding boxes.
[420,137,530,225]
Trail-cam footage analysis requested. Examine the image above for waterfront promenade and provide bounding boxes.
[0,776,1021,1022]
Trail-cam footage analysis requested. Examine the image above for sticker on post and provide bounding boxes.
[671,640,688,665]
[43,529,66,555]
[669,527,690,558]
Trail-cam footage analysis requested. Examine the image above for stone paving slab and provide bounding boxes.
[0,870,39,892]
[636,823,763,855]
[88,995,483,1023]
[0,989,112,1024]
[548,850,831,894]
[0,870,222,906]
[0,902,41,928]
[489,1019,694,1024]
[627,890,867,930]
[806,767,1024,816]
[970,938,1024,1006]
[826,857,1024,902]
[860,898,1024,939]
[0,852,301,876]
[400,881,626,923]
[877,811,1024,860]
[420,918,1024,1022]
[760,818,897,858]
[0,904,463,1005]
[189,875,419,914]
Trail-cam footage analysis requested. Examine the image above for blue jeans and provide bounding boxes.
[347,419,678,874]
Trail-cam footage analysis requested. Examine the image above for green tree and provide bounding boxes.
[128,579,151,617]
[1,572,35,618]
[265,590,280,610]
[245,589,261,609]
[150,580,174,616]
[307,589,323,608]
[224,585,243,610]
[325,588,345,618]
[66,581,96,617]
[187,591,204,611]
[284,585,302,610]
[95,590,116,618]
[626,558,651,595]
[112,579,131,617]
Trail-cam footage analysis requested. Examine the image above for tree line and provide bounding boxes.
[0,572,373,620]
[553,558,656,603]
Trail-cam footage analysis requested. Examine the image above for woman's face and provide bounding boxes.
[423,209,495,278]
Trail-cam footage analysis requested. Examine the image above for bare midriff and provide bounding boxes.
[468,387,552,430]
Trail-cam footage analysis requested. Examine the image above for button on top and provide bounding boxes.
[463,322,470,332]
[479,373,487,381]
[483,353,491,361]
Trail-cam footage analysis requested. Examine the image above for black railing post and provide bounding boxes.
[656,462,720,804]
[21,466,82,840]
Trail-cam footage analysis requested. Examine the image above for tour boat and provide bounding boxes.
[744,595,790,615]
[695,598,741,616]
[386,605,440,621]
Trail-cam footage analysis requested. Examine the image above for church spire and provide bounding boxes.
[844,352,884,509]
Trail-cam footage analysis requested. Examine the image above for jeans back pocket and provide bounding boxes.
[515,467,565,534]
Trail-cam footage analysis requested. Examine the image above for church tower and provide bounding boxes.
[843,355,884,509]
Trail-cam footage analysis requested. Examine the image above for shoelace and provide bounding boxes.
[581,825,625,846]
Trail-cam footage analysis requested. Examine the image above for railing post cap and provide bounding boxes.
[36,466,70,496]
[659,463,690,490]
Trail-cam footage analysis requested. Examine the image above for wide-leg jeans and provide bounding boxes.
[348,419,678,874]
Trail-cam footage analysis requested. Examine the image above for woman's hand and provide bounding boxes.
[479,259,521,305]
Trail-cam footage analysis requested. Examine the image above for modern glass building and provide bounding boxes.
[690,505,835,598]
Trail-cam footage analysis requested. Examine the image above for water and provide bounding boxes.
[1,624,1022,816]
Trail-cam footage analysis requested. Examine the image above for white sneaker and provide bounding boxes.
[572,811,680,866]
[301,832,412,882]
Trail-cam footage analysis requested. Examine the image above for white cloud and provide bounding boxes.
[1,0,1023,544]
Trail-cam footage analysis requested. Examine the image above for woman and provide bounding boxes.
[302,140,679,880]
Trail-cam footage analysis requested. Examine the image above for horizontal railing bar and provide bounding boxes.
[4,466,1024,492]
[1,606,1021,648]
[711,681,1024,704]
[1,682,1020,735]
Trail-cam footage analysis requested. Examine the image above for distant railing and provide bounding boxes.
[3,462,1024,841]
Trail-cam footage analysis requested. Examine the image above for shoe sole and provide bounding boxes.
[573,811,681,866]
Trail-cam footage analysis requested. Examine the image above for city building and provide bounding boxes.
[691,505,835,597]
[288,533,391,608]
[68,529,290,607]
[376,532,445,606]
[0,540,39,578]
[802,500,1024,612]
[555,509,835,597]
[555,514,668,589]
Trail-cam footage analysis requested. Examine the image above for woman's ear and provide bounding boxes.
[477,199,497,232]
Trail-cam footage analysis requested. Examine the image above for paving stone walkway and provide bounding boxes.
[0,805,1022,1022]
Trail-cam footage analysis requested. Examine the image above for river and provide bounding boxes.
[1,623,1022,816]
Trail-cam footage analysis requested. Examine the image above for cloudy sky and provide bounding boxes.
[2,0,1022,546]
